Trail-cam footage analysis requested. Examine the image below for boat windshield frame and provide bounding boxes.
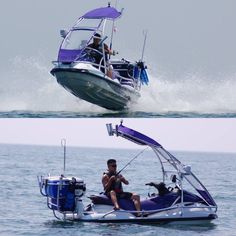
[61,28,95,50]
[58,17,105,63]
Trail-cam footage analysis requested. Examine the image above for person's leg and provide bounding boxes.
[131,193,141,215]
[106,64,113,79]
[107,68,113,78]
[110,190,120,210]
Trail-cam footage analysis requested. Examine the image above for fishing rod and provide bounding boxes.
[116,146,149,176]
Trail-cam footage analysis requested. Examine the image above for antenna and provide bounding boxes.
[61,139,66,175]
[109,0,121,59]
[141,30,148,62]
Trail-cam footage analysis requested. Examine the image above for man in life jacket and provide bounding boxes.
[87,33,115,78]
[102,159,141,214]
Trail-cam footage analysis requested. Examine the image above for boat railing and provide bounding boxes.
[101,206,179,218]
[37,175,47,197]
[74,58,138,89]
[74,47,140,88]
[100,204,217,219]
[38,175,64,212]
[115,74,138,89]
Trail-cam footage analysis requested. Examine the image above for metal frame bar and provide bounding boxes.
[150,146,217,208]
[99,204,216,219]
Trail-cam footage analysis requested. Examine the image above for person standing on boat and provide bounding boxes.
[102,159,141,214]
[87,33,114,78]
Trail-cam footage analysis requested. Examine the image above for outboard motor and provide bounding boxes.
[38,175,86,215]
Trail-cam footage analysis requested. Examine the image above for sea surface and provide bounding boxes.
[1,111,236,118]
[0,144,235,236]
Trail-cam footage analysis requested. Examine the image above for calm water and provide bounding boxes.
[0,144,236,235]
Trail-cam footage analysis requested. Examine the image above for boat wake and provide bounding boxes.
[1,55,236,117]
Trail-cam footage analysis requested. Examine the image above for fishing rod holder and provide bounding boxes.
[106,120,124,136]
[106,123,115,136]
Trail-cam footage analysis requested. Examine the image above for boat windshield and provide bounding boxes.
[74,18,102,29]
[61,29,95,50]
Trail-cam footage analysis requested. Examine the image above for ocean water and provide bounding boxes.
[0,144,236,236]
[0,56,236,118]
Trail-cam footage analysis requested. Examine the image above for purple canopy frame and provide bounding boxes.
[107,122,217,208]
[116,124,162,147]
[57,6,122,62]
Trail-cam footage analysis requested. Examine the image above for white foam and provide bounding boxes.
[0,55,105,113]
[130,72,236,114]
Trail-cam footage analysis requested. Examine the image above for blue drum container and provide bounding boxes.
[46,177,76,212]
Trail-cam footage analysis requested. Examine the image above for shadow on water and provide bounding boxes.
[44,220,76,228]
[43,220,128,236]
[160,221,217,232]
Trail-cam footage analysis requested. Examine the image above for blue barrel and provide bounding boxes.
[46,179,70,199]
[45,178,75,212]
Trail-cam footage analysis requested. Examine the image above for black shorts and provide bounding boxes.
[106,191,133,199]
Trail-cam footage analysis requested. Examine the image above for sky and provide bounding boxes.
[1,0,236,78]
[0,119,235,153]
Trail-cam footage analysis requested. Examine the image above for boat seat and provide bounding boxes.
[89,193,180,212]
[141,193,180,211]
[89,194,136,211]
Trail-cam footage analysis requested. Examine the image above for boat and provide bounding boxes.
[50,3,149,111]
[38,121,218,224]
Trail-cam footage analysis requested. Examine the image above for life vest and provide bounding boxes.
[104,171,123,194]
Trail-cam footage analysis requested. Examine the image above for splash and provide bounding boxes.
[1,55,236,115]
[0,55,105,113]
[130,72,236,114]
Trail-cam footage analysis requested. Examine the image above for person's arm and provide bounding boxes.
[104,44,114,55]
[119,174,129,185]
[102,174,116,192]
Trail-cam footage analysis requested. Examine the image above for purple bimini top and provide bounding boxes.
[117,124,162,148]
[83,6,121,20]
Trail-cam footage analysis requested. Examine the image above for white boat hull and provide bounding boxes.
[63,203,217,224]
[51,63,140,110]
